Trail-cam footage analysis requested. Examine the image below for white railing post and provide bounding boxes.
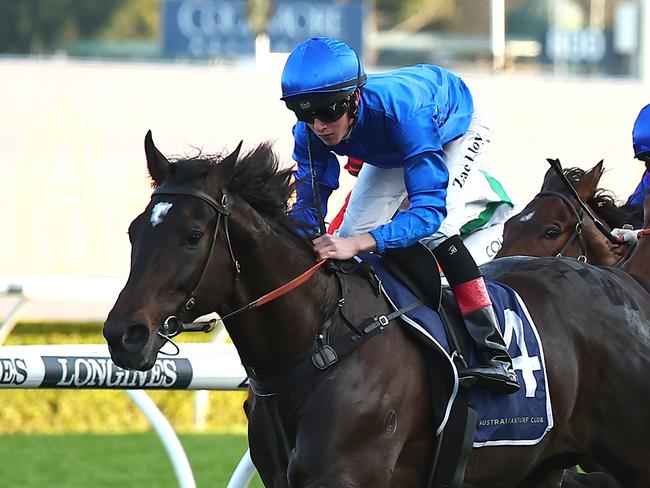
[126,389,197,488]
[227,449,257,488]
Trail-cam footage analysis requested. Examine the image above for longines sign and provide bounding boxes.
[0,344,248,390]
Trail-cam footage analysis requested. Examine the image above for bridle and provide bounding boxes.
[151,186,240,343]
[148,185,327,354]
[536,190,589,262]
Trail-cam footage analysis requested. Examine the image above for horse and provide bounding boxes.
[103,133,650,487]
[495,162,630,266]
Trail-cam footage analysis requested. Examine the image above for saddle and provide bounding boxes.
[383,243,470,365]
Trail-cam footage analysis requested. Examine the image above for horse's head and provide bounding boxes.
[496,161,622,265]
[103,131,296,370]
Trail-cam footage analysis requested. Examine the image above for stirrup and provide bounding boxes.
[458,367,520,394]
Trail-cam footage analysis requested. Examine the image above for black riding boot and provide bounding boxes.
[432,235,520,394]
[458,305,520,394]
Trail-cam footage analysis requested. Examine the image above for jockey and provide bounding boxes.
[282,37,520,394]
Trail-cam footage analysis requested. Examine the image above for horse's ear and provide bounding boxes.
[144,130,171,185]
[218,140,243,185]
[575,160,604,201]
[541,165,556,190]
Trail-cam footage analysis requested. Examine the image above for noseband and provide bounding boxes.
[536,191,588,262]
[151,186,241,342]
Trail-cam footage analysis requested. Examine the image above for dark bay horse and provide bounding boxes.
[496,162,630,265]
[104,133,650,487]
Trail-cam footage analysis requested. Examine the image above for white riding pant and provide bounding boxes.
[337,84,496,250]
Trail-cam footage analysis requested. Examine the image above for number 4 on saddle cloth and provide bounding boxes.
[361,246,553,447]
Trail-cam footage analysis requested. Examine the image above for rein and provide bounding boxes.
[536,190,589,262]
[638,229,650,239]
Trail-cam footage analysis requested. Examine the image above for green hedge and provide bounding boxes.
[0,322,249,434]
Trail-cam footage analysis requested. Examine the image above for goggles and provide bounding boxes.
[287,96,351,124]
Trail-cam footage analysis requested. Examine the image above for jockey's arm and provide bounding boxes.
[313,152,447,260]
[368,151,448,252]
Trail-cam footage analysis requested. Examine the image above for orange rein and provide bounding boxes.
[253,259,327,307]
[214,259,328,324]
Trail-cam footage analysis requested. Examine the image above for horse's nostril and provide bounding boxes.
[122,324,150,352]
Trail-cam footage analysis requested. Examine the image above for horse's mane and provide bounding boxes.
[589,190,631,229]
[227,142,296,221]
[165,142,296,222]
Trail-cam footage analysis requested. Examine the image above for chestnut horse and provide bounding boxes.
[104,133,650,487]
[496,162,630,265]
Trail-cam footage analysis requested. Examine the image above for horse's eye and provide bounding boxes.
[187,231,203,245]
[543,227,561,240]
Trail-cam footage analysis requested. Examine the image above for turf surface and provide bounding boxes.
[0,432,264,487]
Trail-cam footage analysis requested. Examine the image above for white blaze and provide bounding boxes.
[519,211,535,222]
[151,202,173,227]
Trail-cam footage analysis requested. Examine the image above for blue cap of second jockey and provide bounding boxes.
[280,37,366,105]
[632,104,650,158]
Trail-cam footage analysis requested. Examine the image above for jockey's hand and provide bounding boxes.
[611,227,639,244]
[607,227,639,257]
[312,233,377,261]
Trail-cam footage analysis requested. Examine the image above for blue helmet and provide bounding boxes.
[281,37,366,103]
[633,104,650,158]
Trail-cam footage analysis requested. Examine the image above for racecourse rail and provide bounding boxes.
[0,342,257,487]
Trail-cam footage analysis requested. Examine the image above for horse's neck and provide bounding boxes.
[225,217,337,377]
[582,218,619,266]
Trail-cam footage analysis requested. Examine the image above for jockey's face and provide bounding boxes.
[309,91,360,147]
[310,112,351,146]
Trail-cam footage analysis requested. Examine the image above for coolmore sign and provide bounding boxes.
[162,0,365,58]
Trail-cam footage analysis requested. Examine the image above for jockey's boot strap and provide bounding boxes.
[458,305,520,395]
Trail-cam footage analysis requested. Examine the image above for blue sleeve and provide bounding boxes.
[288,123,340,234]
[369,113,448,251]
[627,171,650,206]
[370,151,448,251]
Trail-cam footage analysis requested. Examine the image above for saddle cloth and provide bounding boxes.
[361,253,554,447]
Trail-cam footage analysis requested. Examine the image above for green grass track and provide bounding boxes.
[0,432,264,487]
